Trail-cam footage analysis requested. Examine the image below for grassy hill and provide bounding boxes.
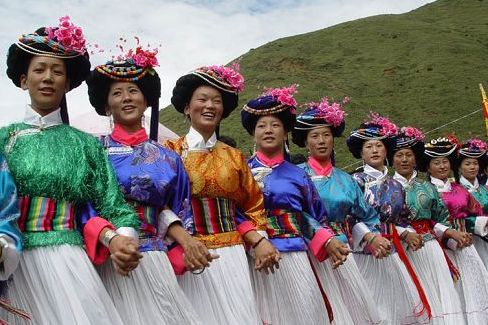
[160,0,488,170]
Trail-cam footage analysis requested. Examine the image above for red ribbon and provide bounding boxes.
[307,256,334,323]
[384,226,432,320]
[411,220,460,281]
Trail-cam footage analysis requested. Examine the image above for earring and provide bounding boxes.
[253,143,257,155]
[109,115,114,131]
[141,114,146,128]
[284,141,290,154]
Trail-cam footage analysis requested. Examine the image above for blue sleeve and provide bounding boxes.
[300,174,328,240]
[168,155,194,234]
[350,180,381,232]
[0,157,21,252]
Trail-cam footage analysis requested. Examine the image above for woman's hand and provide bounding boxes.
[253,238,281,275]
[109,235,142,276]
[445,229,472,248]
[182,236,219,271]
[402,231,424,251]
[325,238,351,269]
[365,233,391,259]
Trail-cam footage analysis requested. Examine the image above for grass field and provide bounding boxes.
[160,0,488,170]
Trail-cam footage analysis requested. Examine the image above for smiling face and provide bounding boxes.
[392,148,416,178]
[106,81,147,131]
[459,157,479,183]
[184,85,224,138]
[305,126,334,162]
[20,55,70,115]
[361,139,387,170]
[428,157,451,181]
[254,115,286,156]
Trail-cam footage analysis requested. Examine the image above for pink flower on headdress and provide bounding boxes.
[206,63,245,93]
[127,47,159,68]
[446,134,461,149]
[264,84,298,108]
[467,138,488,151]
[45,16,86,55]
[367,112,398,136]
[306,97,347,127]
[401,126,424,141]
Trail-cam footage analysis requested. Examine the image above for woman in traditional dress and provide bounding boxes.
[455,138,488,267]
[346,113,431,325]
[421,136,488,324]
[2,17,141,324]
[390,127,467,324]
[86,45,216,324]
[165,64,280,324]
[292,97,382,325]
[240,86,349,325]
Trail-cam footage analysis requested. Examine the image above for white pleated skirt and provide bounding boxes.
[98,250,201,325]
[473,235,488,270]
[178,244,261,325]
[406,239,465,325]
[249,250,330,325]
[4,245,124,325]
[310,252,383,325]
[446,244,488,324]
[354,252,427,325]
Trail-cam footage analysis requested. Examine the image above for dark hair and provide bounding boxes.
[171,74,238,119]
[218,135,237,148]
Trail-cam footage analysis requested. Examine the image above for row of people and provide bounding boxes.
[1,16,488,325]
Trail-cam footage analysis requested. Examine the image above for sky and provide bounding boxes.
[0,0,435,127]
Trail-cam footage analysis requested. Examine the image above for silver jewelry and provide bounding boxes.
[101,229,118,247]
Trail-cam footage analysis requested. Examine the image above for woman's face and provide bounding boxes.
[184,85,224,135]
[459,158,479,182]
[392,148,416,177]
[361,140,386,169]
[428,157,451,180]
[20,56,69,114]
[106,81,147,129]
[305,126,334,162]
[254,115,286,155]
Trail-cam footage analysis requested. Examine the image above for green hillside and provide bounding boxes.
[160,0,488,170]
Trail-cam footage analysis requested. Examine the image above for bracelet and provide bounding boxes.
[101,229,118,248]
[252,236,266,249]
[191,267,205,275]
[367,235,377,245]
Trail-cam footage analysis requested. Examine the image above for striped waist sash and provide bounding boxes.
[19,196,76,232]
[127,200,160,239]
[327,221,349,237]
[192,197,236,235]
[266,209,302,238]
[450,218,466,232]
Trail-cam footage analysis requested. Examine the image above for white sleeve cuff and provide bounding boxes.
[257,230,268,239]
[433,223,449,239]
[352,222,371,251]
[446,238,458,251]
[0,235,20,280]
[395,226,415,236]
[116,227,139,243]
[474,217,488,237]
[158,209,182,245]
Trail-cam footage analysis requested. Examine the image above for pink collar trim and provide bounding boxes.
[110,123,148,146]
[308,156,333,176]
[256,151,284,167]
